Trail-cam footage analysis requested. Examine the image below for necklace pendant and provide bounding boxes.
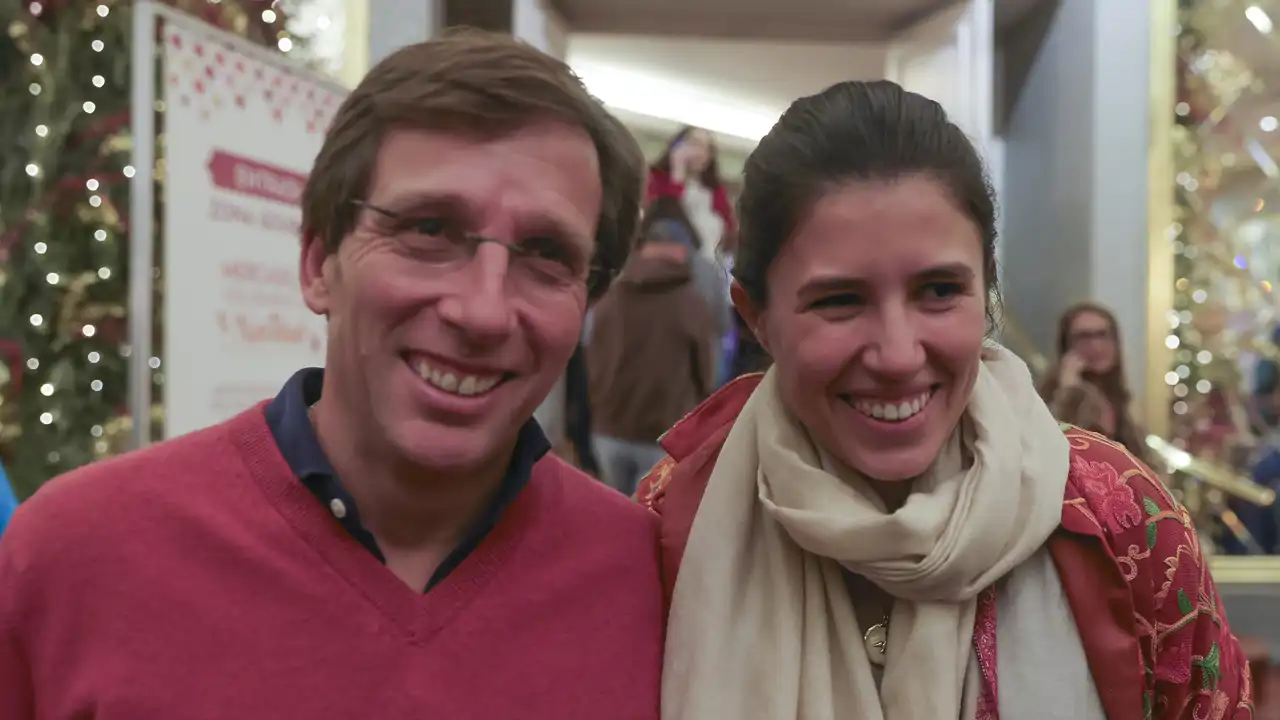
[863,621,889,666]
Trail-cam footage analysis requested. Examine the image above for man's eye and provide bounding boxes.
[521,237,573,262]
[810,293,862,310]
[408,218,446,236]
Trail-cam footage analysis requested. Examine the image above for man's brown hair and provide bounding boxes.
[300,29,645,298]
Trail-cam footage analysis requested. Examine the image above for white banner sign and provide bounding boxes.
[162,21,345,438]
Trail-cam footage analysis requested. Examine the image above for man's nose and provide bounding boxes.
[435,241,517,343]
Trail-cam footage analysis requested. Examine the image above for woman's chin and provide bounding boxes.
[839,440,946,485]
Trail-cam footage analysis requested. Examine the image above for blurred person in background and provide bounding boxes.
[647,126,736,263]
[1038,302,1151,463]
[588,218,717,496]
[0,460,15,540]
[638,80,1250,719]
[1222,354,1280,554]
[641,196,732,385]
[0,31,664,718]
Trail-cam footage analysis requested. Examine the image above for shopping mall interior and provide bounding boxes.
[3,0,1280,712]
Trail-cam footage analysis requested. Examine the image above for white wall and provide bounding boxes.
[1001,0,1153,402]
[568,34,888,145]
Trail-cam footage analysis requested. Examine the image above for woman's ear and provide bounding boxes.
[730,282,770,354]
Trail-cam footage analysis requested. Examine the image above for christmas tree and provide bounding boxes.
[0,0,307,499]
[1167,5,1273,459]
[1160,1,1280,548]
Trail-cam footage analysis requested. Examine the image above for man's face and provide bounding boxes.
[300,121,602,476]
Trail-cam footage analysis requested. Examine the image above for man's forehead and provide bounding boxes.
[367,126,601,232]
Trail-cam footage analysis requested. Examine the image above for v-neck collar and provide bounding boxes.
[231,404,555,643]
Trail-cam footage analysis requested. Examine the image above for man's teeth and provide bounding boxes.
[414,360,501,396]
[852,390,933,423]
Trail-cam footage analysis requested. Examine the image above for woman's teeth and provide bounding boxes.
[852,390,933,423]
[414,360,501,397]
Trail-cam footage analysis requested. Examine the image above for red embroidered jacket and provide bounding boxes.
[637,374,1255,720]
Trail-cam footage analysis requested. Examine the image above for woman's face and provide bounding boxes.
[736,177,988,483]
[1066,310,1117,375]
[679,129,714,173]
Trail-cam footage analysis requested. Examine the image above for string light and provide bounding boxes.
[5,0,315,476]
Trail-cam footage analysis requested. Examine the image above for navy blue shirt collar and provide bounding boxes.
[264,367,551,592]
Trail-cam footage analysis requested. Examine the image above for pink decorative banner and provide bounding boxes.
[206,150,307,206]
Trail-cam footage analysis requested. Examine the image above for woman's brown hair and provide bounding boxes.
[1042,302,1149,460]
[652,126,723,190]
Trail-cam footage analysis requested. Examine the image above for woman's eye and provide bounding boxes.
[922,282,964,301]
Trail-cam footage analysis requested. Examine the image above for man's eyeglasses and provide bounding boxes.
[349,200,615,295]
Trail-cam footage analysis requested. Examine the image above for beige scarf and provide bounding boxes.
[662,345,1070,720]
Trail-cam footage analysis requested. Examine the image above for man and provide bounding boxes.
[0,31,662,718]
[587,218,717,495]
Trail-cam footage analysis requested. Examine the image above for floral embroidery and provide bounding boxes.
[1070,453,1145,534]
[637,456,676,510]
[1061,426,1254,719]
[639,417,1255,720]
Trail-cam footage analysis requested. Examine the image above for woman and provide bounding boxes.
[647,126,737,259]
[1039,303,1151,463]
[638,81,1251,719]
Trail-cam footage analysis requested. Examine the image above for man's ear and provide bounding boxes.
[299,232,335,317]
[730,281,770,354]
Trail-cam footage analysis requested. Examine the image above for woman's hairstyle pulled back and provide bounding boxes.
[733,80,1000,326]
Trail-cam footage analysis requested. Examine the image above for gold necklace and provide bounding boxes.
[863,614,890,666]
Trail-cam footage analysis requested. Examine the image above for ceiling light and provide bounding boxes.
[1262,115,1278,132]
[571,62,777,143]
[1246,5,1273,34]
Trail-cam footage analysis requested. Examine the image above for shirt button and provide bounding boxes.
[329,498,347,519]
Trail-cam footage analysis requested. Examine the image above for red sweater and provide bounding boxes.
[0,405,663,719]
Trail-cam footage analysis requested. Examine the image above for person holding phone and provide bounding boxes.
[1037,302,1150,462]
[646,127,736,261]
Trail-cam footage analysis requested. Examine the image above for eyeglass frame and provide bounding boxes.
[347,199,618,296]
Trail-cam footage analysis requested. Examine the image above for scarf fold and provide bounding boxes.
[662,345,1071,720]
